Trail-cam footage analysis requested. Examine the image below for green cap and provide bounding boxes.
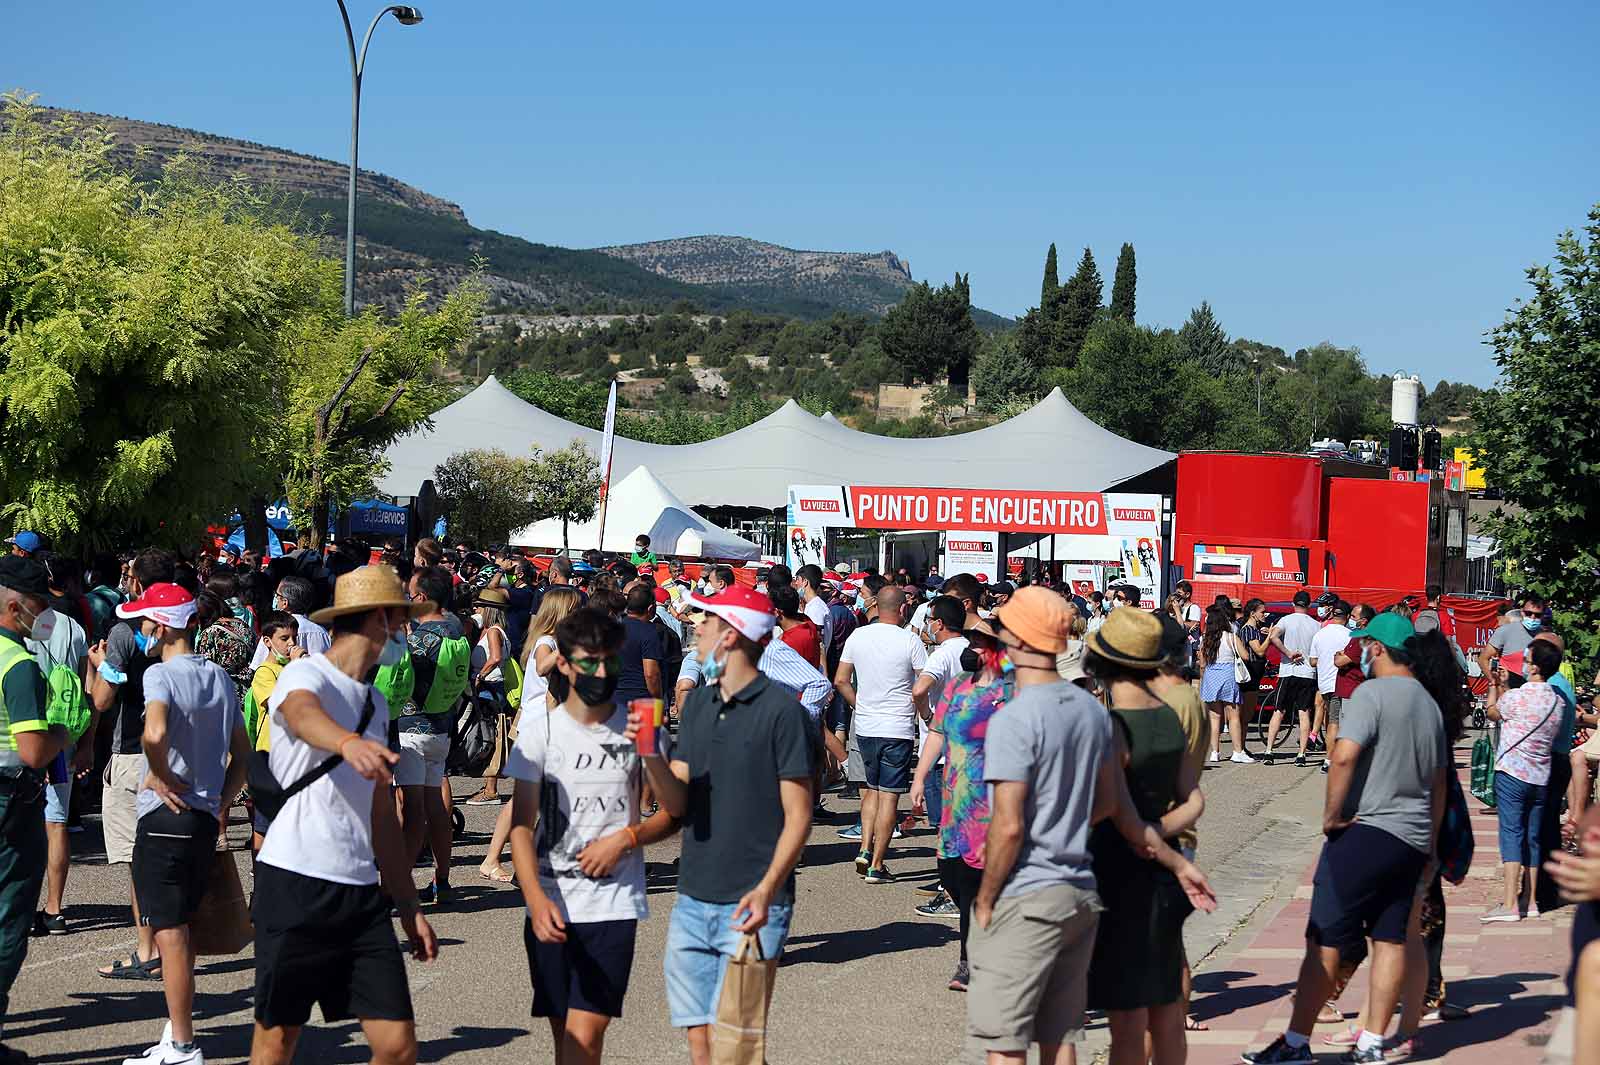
[1348,612,1415,650]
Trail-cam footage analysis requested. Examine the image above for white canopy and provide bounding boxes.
[508,465,762,560]
[381,376,1174,508]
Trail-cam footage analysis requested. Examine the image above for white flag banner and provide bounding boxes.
[595,379,619,547]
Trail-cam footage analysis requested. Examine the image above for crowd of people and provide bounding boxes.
[0,524,1597,1065]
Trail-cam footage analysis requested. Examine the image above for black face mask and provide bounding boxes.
[572,673,619,706]
[959,648,983,673]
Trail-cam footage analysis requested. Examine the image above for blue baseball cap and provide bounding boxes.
[6,531,41,554]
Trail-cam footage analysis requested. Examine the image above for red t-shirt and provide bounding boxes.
[780,619,822,669]
[1334,638,1365,698]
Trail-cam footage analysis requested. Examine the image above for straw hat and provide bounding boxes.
[475,586,510,607]
[310,565,428,625]
[1084,607,1165,669]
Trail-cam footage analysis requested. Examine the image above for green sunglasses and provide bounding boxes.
[568,654,622,676]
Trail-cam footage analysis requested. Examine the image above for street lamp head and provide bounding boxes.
[391,6,423,25]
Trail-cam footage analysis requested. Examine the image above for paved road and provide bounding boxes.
[12,739,1330,1065]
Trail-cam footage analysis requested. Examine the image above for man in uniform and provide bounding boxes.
[0,555,75,1063]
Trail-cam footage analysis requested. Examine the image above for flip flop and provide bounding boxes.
[479,864,515,883]
[1317,1002,1345,1025]
[1186,1016,1209,1031]
[98,952,161,981]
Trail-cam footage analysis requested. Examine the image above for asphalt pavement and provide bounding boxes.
[10,733,1331,1065]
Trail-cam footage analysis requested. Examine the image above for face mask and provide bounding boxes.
[273,652,291,665]
[959,648,981,673]
[1522,616,1542,633]
[378,630,407,667]
[474,611,486,625]
[23,605,55,643]
[1360,642,1375,677]
[572,672,620,706]
[1316,606,1329,619]
[696,644,726,684]
[134,627,158,657]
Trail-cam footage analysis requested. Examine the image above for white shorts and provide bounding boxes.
[102,753,145,864]
[396,730,451,788]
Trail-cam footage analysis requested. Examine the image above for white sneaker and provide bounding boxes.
[1208,750,1220,763]
[1231,750,1256,764]
[123,1027,203,1065]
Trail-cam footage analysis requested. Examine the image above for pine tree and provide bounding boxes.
[1041,243,1060,307]
[1110,242,1137,321]
[1054,247,1102,367]
[1176,301,1235,375]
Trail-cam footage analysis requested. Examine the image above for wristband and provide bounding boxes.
[624,826,640,851]
[337,732,360,756]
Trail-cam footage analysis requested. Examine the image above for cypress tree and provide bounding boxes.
[1055,247,1102,366]
[1041,243,1060,307]
[1110,242,1136,321]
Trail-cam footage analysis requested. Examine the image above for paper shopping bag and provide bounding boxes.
[189,850,253,955]
[710,933,777,1065]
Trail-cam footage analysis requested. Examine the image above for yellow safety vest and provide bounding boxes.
[0,637,44,763]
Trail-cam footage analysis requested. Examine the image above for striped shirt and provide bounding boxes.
[679,639,833,723]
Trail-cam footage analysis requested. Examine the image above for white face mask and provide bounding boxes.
[23,605,56,644]
[378,628,407,667]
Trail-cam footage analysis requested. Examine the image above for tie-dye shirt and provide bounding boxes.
[931,670,1014,868]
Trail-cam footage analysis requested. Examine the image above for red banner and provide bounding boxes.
[845,486,1108,534]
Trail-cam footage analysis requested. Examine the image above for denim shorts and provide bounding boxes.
[858,735,914,794]
[664,894,793,1028]
[44,748,72,825]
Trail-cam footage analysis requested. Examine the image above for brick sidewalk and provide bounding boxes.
[1186,751,1569,1065]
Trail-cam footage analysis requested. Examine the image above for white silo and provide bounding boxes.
[1391,374,1422,426]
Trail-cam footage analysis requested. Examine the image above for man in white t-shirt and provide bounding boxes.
[1308,600,1352,772]
[508,608,676,1060]
[795,565,834,661]
[250,566,437,1065]
[835,585,928,883]
[1266,590,1322,767]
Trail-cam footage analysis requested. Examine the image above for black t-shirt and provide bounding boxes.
[673,673,814,903]
[616,616,662,706]
[105,620,156,755]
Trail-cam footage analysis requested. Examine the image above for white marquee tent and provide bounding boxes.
[508,465,762,560]
[380,376,1174,508]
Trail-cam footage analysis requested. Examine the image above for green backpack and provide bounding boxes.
[422,636,471,715]
[375,656,417,720]
[1469,730,1497,808]
[243,684,263,746]
[503,653,524,712]
[43,662,91,743]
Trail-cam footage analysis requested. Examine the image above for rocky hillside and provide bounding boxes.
[12,106,1009,325]
[597,236,916,316]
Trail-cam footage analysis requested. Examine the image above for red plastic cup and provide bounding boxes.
[630,698,663,756]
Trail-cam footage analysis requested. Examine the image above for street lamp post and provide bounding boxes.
[336,2,423,318]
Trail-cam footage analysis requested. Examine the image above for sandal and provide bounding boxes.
[1317,1001,1345,1025]
[1322,1025,1360,1046]
[1186,1016,1209,1031]
[479,864,515,883]
[98,952,161,981]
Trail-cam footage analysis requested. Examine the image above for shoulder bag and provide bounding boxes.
[1231,634,1252,685]
[248,689,376,825]
[1471,691,1560,809]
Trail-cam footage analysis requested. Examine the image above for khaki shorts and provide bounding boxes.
[967,883,1101,1052]
[102,753,146,865]
[1325,695,1343,725]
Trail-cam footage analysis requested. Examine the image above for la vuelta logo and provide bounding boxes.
[799,499,841,513]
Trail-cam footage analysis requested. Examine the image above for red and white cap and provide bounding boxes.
[685,585,776,643]
[116,582,197,628]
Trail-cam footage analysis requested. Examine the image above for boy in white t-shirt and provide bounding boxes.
[508,607,678,1063]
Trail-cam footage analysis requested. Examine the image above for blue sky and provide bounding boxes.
[13,2,1598,385]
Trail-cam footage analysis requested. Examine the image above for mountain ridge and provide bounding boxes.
[8,105,1010,325]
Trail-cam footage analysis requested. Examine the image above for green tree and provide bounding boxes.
[433,448,539,545]
[501,369,611,427]
[528,440,604,551]
[1054,247,1102,367]
[1176,301,1236,375]
[1109,242,1137,322]
[877,275,981,388]
[1041,243,1060,307]
[1269,343,1384,445]
[921,384,967,427]
[971,333,1042,413]
[1471,205,1600,667]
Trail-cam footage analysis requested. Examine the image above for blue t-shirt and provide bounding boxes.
[137,654,243,820]
[1551,671,1578,756]
[616,616,662,706]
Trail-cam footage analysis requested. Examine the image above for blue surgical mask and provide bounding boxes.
[1360,642,1374,677]
[1522,616,1542,633]
[695,644,725,684]
[378,630,407,667]
[133,629,155,656]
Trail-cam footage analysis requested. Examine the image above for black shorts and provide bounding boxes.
[132,807,219,930]
[526,916,637,1019]
[253,862,414,1028]
[858,736,914,793]
[1277,676,1317,715]
[1307,823,1427,952]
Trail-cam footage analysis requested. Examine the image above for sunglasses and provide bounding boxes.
[568,654,622,676]
[1522,610,1543,618]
